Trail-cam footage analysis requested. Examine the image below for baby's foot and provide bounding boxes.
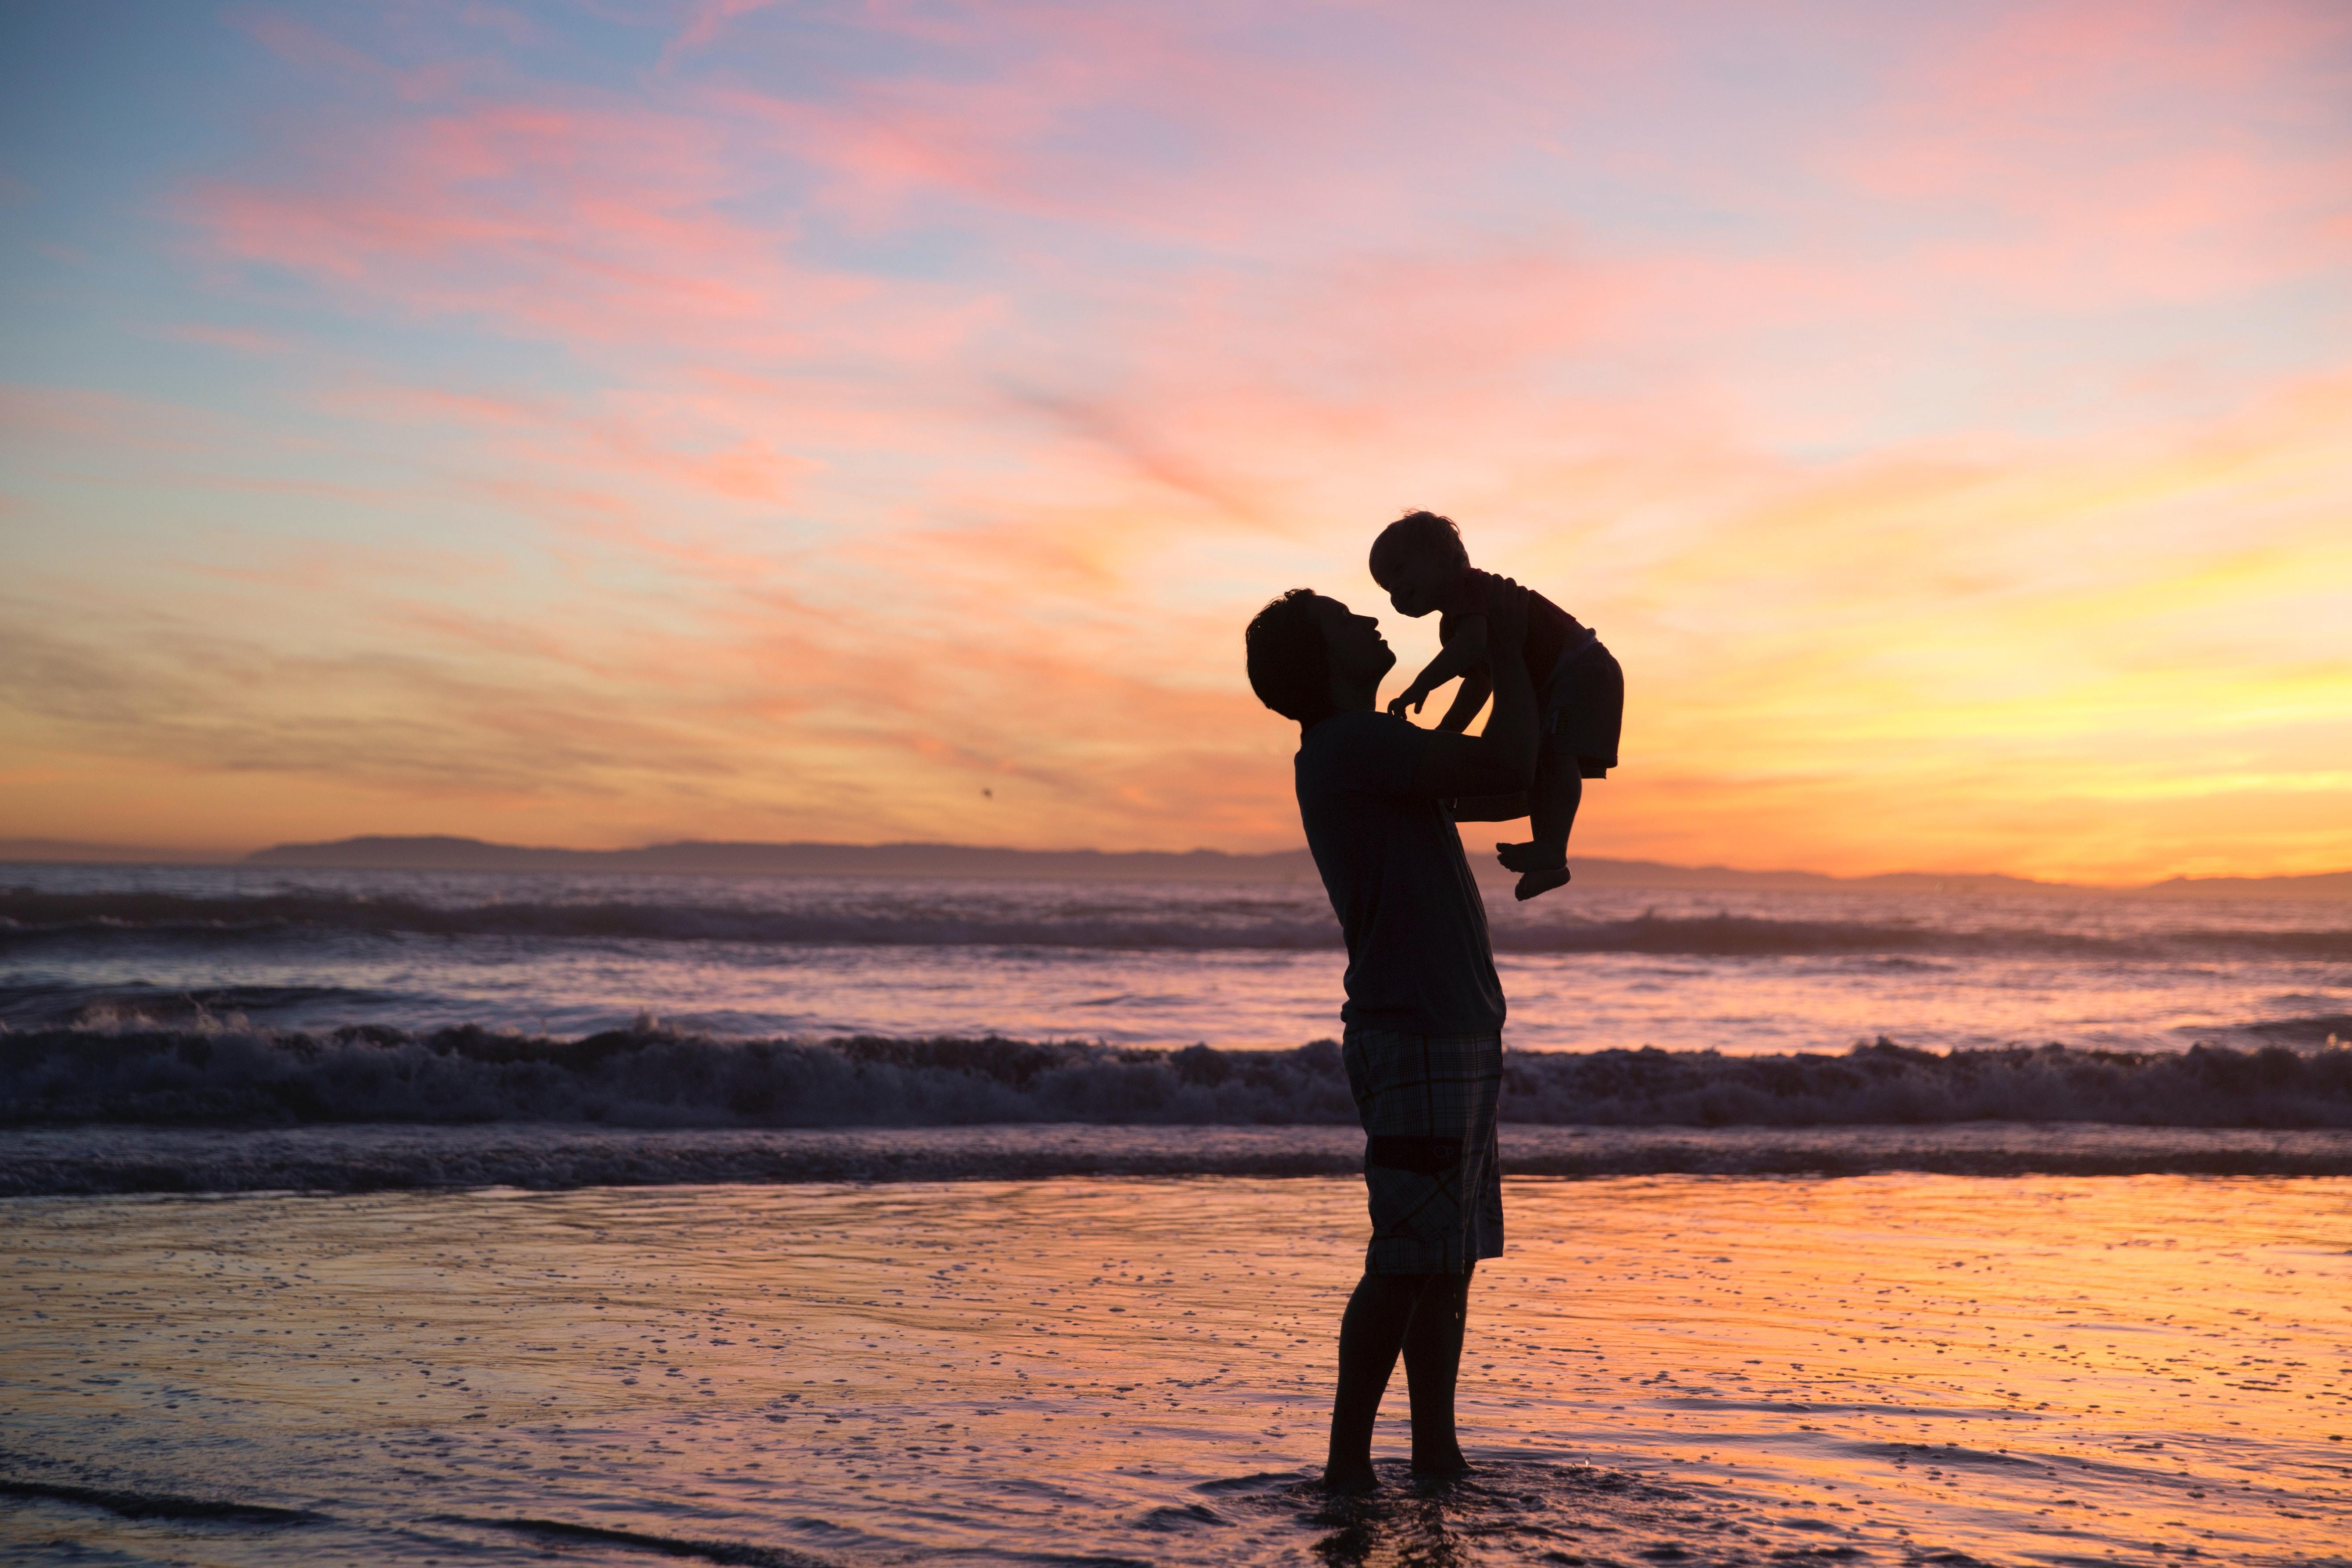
[1513,865,1572,901]
[1494,840,1547,872]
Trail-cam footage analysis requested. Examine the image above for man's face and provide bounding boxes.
[1312,595,1395,689]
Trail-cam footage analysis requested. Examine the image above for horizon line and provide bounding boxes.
[3,832,2348,894]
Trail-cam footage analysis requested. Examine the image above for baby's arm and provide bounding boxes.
[1386,615,1491,719]
[1433,665,1492,735]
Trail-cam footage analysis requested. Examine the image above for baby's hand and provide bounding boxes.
[1386,686,1427,718]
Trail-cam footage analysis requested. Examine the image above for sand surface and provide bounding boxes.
[4,1174,2348,1565]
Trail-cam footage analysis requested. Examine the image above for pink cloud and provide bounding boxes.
[324,378,822,507]
[1827,0,2352,304]
[707,4,1601,244]
[665,0,784,61]
[179,532,501,594]
[236,9,476,103]
[183,4,2351,457]
[159,322,292,354]
[186,101,877,352]
[0,384,238,453]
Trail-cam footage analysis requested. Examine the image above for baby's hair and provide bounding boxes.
[1369,509,1469,584]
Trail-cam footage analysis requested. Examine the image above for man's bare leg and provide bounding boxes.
[1403,1264,1474,1475]
[1324,1272,1451,1490]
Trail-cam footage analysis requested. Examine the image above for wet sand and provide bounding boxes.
[4,1174,2347,1565]
[8,1122,2349,1196]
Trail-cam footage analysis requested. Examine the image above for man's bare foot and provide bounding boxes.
[1410,1446,1471,1478]
[1494,840,1545,872]
[1513,865,1572,901]
[1321,1459,1380,1493]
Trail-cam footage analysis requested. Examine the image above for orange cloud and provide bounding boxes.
[7,3,2348,875]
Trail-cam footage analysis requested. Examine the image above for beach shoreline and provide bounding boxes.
[6,1120,2352,1197]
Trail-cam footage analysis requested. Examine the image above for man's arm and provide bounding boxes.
[1404,582,1536,798]
[1448,791,1527,822]
[1385,616,1489,718]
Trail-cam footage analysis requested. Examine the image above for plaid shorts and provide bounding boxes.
[1341,1028,1505,1275]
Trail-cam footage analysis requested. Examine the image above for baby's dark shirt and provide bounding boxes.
[1435,566,1586,683]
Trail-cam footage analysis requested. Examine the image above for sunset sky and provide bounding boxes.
[3,1,2348,881]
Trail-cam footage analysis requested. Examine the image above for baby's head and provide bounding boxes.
[1369,510,1470,618]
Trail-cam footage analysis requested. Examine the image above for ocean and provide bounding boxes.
[5,861,2348,1054]
[3,861,2348,1564]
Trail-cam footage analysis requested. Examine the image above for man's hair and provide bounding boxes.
[1244,588,1334,727]
[1368,509,1469,584]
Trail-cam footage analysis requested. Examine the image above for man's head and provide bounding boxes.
[1368,510,1470,619]
[1246,589,1394,728]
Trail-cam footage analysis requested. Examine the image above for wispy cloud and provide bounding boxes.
[3,1,2347,874]
[157,322,294,354]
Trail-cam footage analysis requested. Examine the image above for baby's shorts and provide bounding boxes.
[1541,639,1623,778]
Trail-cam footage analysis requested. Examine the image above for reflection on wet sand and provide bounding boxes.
[2,1174,2345,1565]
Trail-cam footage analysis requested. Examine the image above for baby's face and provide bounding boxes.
[1377,553,1455,618]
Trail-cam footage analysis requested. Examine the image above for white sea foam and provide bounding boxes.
[4,1022,2346,1157]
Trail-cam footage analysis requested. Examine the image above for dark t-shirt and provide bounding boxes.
[1436,567,1586,682]
[1294,710,1507,1037]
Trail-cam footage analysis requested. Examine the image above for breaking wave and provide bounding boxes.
[0,982,394,1028]
[5,1115,2349,1197]
[5,889,2348,960]
[3,1023,2345,1132]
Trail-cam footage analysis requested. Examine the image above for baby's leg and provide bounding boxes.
[1493,757,1581,870]
[1527,756,1582,862]
[1499,756,1580,900]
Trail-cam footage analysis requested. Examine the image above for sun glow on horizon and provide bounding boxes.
[2,1,2348,882]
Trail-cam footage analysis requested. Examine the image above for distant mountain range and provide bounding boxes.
[2,832,2342,897]
[247,835,1320,882]
[198,834,2351,898]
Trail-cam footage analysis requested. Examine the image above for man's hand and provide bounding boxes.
[1402,581,1538,799]
[1483,576,1530,656]
[1385,684,1430,719]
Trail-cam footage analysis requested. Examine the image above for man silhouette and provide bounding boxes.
[1243,580,1538,1490]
